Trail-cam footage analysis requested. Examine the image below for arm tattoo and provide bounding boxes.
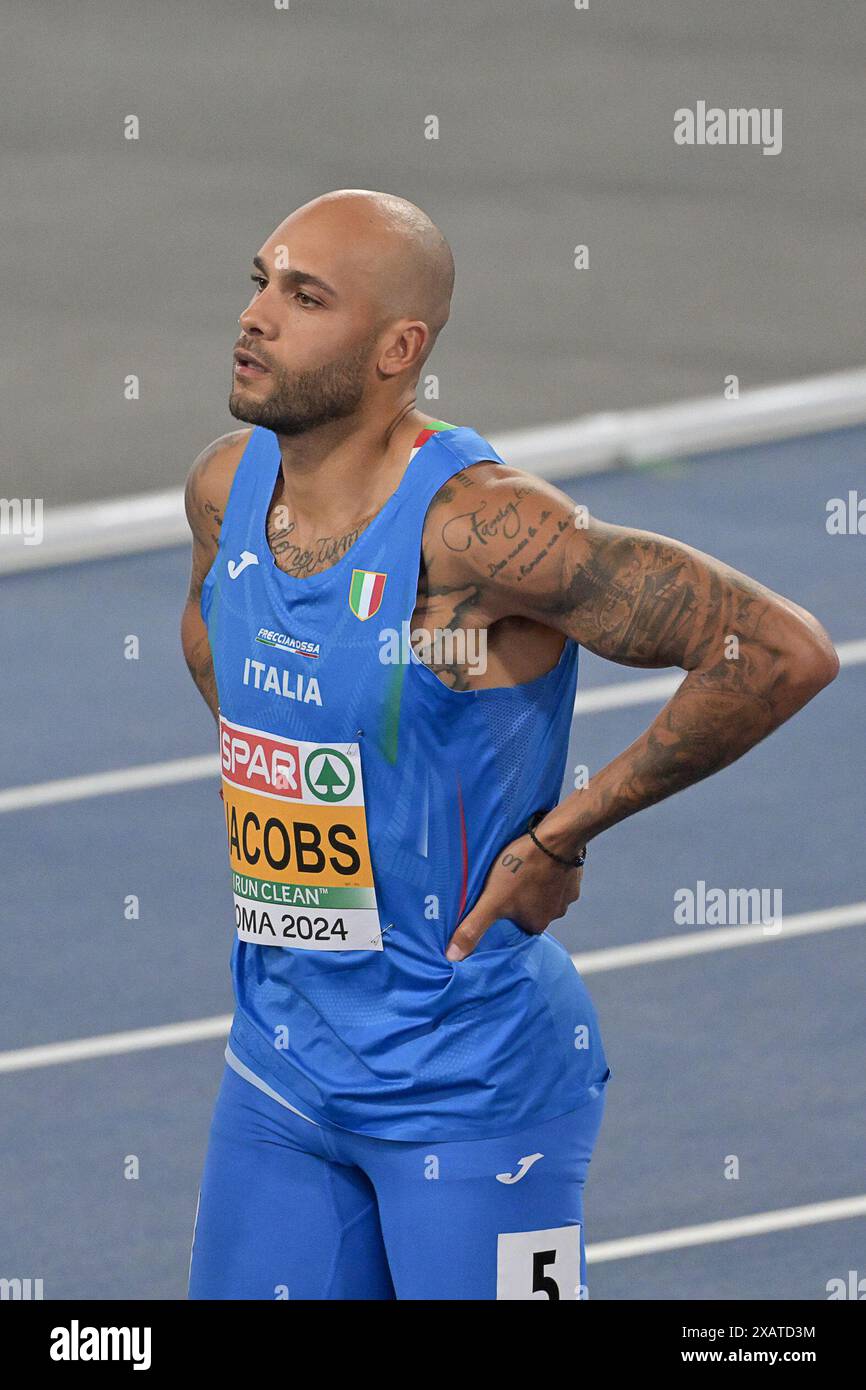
[182,621,219,722]
[543,522,819,837]
[181,432,249,723]
[407,468,507,691]
[428,476,836,848]
[412,563,486,692]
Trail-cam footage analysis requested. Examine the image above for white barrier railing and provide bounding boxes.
[2,365,865,573]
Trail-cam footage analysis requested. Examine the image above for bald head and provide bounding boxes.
[281,189,454,362]
[231,190,455,435]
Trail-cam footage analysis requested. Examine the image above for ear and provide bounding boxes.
[377,320,430,379]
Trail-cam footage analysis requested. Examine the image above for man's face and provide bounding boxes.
[229,214,386,436]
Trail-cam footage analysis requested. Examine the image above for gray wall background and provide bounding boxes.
[4,0,865,505]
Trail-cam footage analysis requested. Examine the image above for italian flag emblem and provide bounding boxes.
[349,568,387,621]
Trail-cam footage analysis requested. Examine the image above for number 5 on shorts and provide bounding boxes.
[496,1225,584,1300]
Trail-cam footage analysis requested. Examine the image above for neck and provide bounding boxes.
[272,398,434,532]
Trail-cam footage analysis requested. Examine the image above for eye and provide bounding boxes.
[250,274,267,292]
[295,291,321,308]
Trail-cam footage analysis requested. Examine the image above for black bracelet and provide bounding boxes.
[526,810,587,868]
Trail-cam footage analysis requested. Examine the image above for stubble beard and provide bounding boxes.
[229,336,377,436]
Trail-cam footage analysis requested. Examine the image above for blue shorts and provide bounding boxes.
[188,1056,608,1300]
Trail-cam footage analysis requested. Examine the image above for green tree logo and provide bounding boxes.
[304,748,355,802]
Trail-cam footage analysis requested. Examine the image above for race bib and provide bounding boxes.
[219,715,383,951]
[496,1225,584,1300]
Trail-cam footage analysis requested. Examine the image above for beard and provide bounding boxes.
[229,335,377,436]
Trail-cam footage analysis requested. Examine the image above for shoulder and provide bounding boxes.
[426,457,576,522]
[423,460,582,584]
[184,428,253,546]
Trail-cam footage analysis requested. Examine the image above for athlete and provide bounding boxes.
[181,189,838,1300]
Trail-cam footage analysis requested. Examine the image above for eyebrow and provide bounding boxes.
[252,254,336,299]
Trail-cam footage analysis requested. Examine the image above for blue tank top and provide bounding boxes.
[201,421,609,1140]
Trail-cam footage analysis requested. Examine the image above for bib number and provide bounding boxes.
[496,1225,585,1300]
[220,715,384,951]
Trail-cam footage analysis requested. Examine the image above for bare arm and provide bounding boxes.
[438,468,840,856]
[180,430,250,722]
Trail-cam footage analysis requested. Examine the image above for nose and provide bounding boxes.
[238,305,261,336]
[238,296,276,340]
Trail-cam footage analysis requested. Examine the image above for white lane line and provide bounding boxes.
[0,755,218,813]
[1,898,863,1076]
[573,901,866,974]
[0,1016,233,1072]
[587,1195,866,1263]
[1,639,863,815]
[573,636,866,714]
[574,672,684,713]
